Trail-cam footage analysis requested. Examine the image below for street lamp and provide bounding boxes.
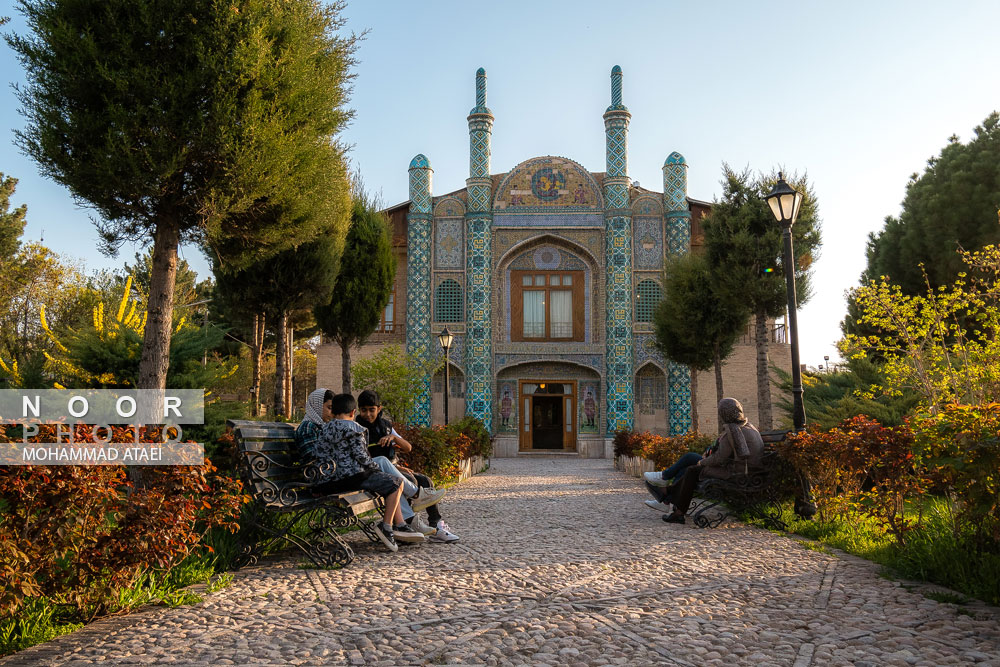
[437,328,454,425]
[766,172,806,431]
[824,355,830,373]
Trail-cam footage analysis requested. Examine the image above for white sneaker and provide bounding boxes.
[429,520,459,543]
[411,487,447,513]
[643,471,670,488]
[392,523,426,544]
[409,515,437,536]
[644,499,673,514]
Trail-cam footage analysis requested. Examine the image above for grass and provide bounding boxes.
[748,497,1000,606]
[1,537,241,658]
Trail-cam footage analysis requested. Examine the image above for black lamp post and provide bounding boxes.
[438,328,453,425]
[766,173,806,431]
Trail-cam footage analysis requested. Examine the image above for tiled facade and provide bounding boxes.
[315,66,792,456]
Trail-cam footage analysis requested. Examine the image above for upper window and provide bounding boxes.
[511,270,584,342]
[434,279,463,322]
[636,279,663,323]
[377,290,395,332]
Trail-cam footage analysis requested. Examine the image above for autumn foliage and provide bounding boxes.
[0,423,244,621]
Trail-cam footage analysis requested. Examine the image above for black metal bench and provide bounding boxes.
[228,419,387,569]
[688,429,815,530]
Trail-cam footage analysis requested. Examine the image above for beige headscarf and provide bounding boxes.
[718,397,755,459]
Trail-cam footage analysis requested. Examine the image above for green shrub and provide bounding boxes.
[397,416,491,486]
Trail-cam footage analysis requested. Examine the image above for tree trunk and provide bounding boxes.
[273,310,288,419]
[689,366,699,433]
[714,341,724,405]
[754,309,773,430]
[250,312,265,417]
[285,323,293,416]
[138,219,180,390]
[341,341,351,394]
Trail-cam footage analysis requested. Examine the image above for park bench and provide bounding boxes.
[227,419,386,569]
[688,429,815,530]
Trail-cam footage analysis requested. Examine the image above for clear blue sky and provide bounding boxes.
[2,0,998,366]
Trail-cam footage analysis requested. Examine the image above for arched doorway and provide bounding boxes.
[635,363,668,434]
[431,364,465,425]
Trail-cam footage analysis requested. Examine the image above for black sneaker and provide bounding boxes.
[662,512,685,525]
[374,522,398,552]
[392,523,426,543]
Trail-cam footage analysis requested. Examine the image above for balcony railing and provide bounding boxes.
[737,323,786,346]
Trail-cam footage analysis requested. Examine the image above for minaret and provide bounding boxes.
[406,153,433,426]
[464,68,494,428]
[663,152,692,434]
[603,65,635,434]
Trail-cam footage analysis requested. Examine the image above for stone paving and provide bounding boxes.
[5,457,1000,666]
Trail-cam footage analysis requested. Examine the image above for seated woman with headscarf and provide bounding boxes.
[661,397,765,525]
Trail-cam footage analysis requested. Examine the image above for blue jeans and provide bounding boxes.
[646,452,702,504]
[372,456,419,520]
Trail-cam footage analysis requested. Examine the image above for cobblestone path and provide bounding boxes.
[6,457,1000,666]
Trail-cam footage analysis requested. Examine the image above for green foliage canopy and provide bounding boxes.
[314,196,396,350]
[652,252,748,373]
[863,112,1000,295]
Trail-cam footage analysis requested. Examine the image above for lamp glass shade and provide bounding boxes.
[438,328,453,351]
[767,196,783,222]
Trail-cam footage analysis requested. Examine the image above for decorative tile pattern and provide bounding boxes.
[668,361,692,434]
[495,354,603,375]
[493,213,603,227]
[602,67,634,434]
[406,157,434,426]
[434,217,464,269]
[465,216,493,429]
[663,152,692,434]
[632,195,663,216]
[633,217,663,269]
[431,334,465,373]
[508,248,586,272]
[493,156,603,210]
[464,69,495,430]
[634,333,665,369]
[604,215,634,434]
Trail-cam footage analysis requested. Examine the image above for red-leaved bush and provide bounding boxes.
[0,423,245,620]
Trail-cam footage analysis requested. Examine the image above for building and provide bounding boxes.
[316,66,791,456]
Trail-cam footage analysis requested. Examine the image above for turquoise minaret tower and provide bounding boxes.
[663,151,692,434]
[464,68,494,428]
[603,66,634,433]
[406,154,433,425]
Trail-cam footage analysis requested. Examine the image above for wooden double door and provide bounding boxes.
[518,380,577,452]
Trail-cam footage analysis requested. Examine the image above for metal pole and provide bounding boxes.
[782,226,806,431]
[443,347,450,426]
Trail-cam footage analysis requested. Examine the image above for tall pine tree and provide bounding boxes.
[862,112,1000,295]
[314,194,396,394]
[653,252,750,430]
[702,166,821,429]
[8,0,357,390]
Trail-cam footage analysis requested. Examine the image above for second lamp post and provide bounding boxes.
[438,328,453,425]
[765,173,807,432]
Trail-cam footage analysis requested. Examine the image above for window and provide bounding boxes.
[435,279,463,322]
[378,290,395,332]
[511,270,584,342]
[636,279,663,323]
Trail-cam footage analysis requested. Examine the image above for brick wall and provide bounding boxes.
[691,342,792,434]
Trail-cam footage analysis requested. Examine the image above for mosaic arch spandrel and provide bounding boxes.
[493,156,604,211]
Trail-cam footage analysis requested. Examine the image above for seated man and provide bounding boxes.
[356,389,460,543]
[661,398,765,525]
[295,389,424,550]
